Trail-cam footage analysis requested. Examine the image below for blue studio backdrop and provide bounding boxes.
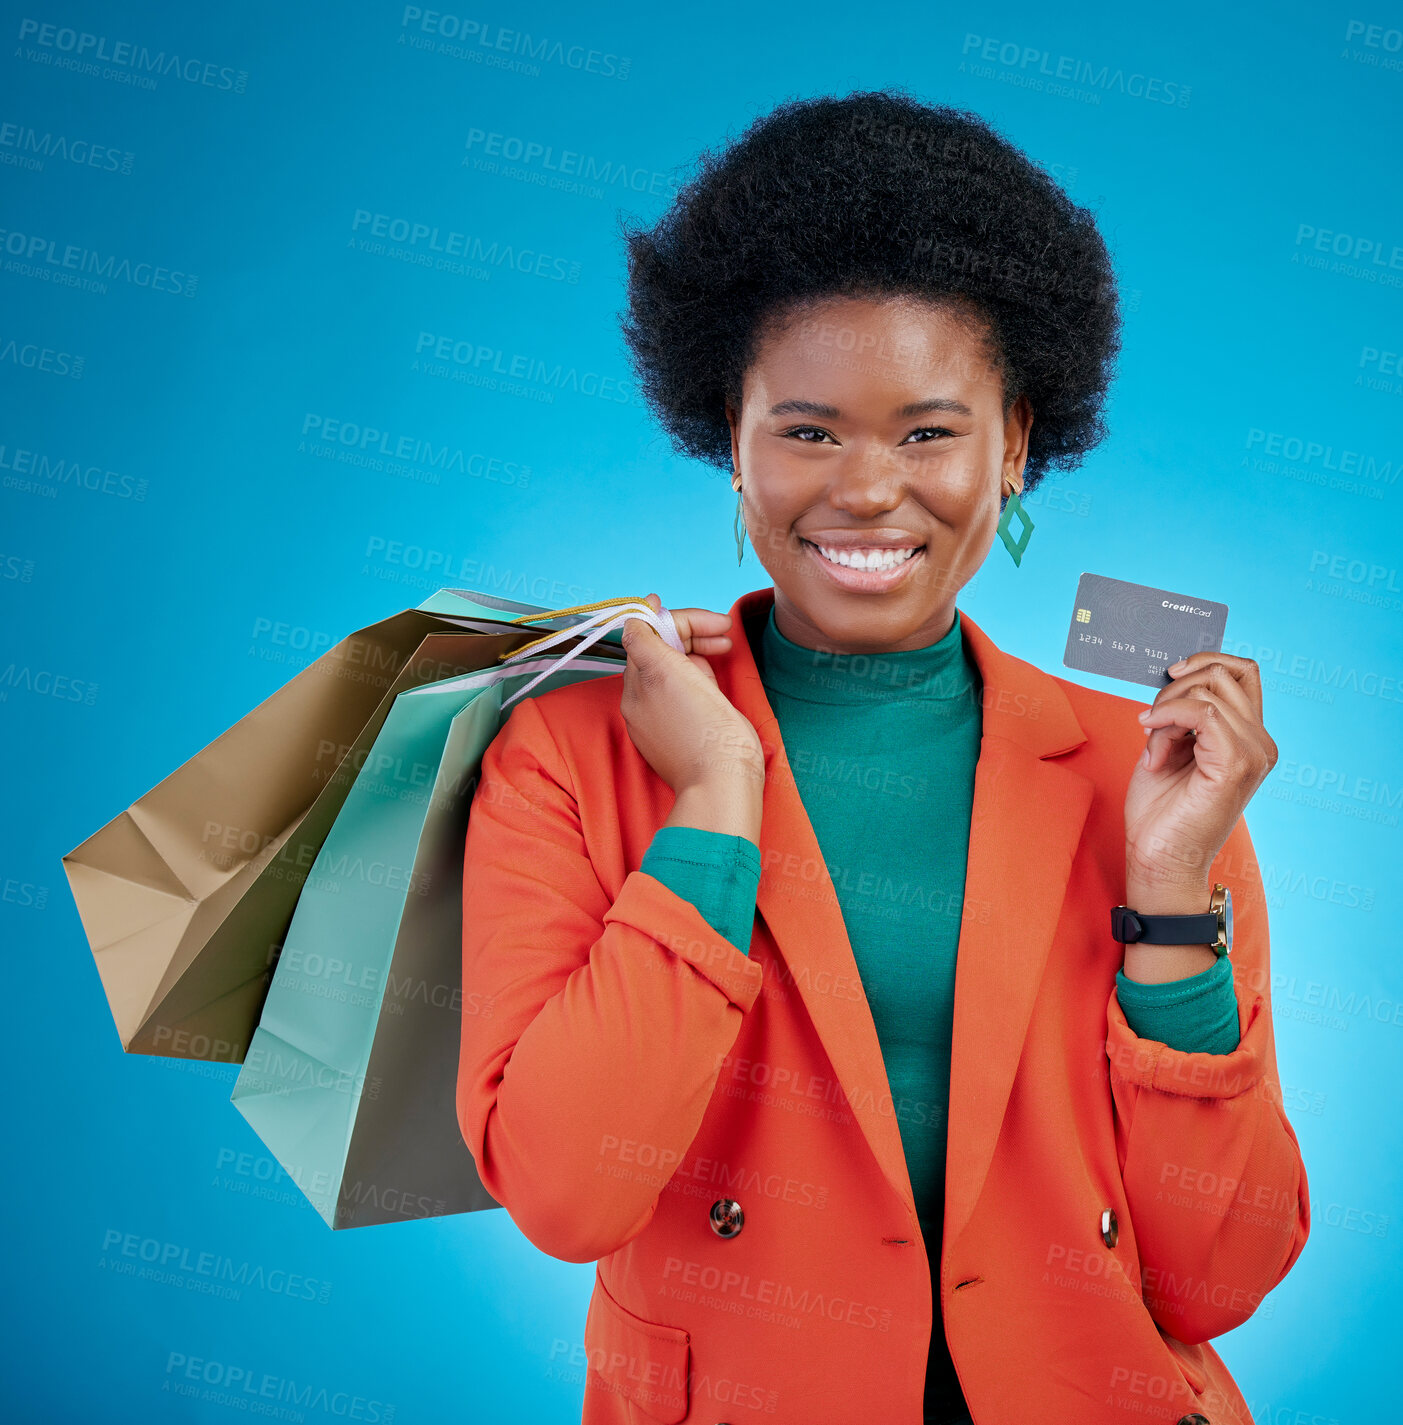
[3,1,1399,1421]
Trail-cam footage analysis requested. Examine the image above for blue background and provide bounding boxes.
[3,1,1399,1420]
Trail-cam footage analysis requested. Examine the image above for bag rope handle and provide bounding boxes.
[493,596,687,711]
[495,596,674,662]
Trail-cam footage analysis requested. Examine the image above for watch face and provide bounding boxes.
[1223,887,1233,952]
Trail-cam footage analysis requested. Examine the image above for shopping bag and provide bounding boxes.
[61,590,630,1063]
[229,597,680,1229]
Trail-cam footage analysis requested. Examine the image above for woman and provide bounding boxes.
[458,91,1309,1425]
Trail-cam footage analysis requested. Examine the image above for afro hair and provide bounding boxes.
[618,88,1122,493]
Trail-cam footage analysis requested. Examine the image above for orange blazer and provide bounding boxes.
[458,584,1310,1425]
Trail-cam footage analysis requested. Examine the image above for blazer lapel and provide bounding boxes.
[714,588,1094,1244]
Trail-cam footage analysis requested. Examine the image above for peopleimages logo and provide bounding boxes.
[398,8,631,80]
[98,1229,331,1302]
[299,414,529,486]
[1244,429,1399,487]
[163,1352,395,1420]
[463,127,679,197]
[0,120,135,175]
[413,331,635,403]
[959,33,1191,106]
[349,209,579,283]
[0,441,148,500]
[15,18,248,92]
[0,226,197,296]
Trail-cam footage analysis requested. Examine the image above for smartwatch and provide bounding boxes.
[1110,882,1232,957]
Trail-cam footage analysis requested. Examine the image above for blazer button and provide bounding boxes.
[709,1198,744,1238]
[1100,1208,1119,1248]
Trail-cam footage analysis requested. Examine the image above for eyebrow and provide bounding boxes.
[767,396,974,419]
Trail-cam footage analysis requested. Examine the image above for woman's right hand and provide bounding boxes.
[619,594,766,835]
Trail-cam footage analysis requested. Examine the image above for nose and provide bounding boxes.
[826,440,904,517]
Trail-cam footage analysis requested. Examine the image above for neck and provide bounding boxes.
[758,600,979,708]
[773,592,957,655]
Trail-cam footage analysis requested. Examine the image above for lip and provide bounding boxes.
[800,537,926,593]
[800,530,925,549]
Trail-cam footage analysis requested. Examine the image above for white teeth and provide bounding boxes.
[814,544,919,571]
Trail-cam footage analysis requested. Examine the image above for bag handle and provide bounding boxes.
[495,597,687,711]
[495,596,659,660]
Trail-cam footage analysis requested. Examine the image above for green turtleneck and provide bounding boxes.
[639,601,1240,1423]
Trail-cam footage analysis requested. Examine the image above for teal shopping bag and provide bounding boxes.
[229,647,624,1229]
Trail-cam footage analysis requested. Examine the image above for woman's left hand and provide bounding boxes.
[1125,651,1279,899]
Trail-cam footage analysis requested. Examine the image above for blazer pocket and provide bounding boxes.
[584,1272,691,1423]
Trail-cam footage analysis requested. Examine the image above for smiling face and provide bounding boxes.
[725,294,1034,655]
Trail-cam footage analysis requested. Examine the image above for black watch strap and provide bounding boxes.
[1110,905,1219,945]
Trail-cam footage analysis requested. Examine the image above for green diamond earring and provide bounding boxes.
[732,472,747,565]
[997,476,1034,567]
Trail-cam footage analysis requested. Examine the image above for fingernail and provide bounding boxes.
[1168,658,1187,672]
[1137,709,1151,720]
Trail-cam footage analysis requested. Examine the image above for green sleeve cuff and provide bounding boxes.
[1115,954,1241,1055]
[641,826,762,957]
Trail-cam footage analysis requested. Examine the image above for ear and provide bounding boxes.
[1003,393,1034,483]
[725,399,742,477]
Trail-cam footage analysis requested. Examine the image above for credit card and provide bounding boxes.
[1062,573,1229,689]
